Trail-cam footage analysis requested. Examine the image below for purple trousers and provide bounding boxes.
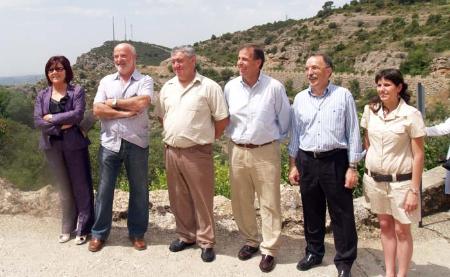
[45,141,94,236]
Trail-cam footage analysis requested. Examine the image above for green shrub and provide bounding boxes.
[426,14,442,25]
[284,79,295,98]
[400,45,432,75]
[349,79,361,99]
[264,35,276,45]
[0,118,49,190]
[328,22,338,29]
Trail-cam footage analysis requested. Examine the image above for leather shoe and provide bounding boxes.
[259,254,275,273]
[201,248,215,262]
[338,269,352,277]
[88,238,105,252]
[238,245,259,260]
[130,237,147,251]
[169,239,195,252]
[296,253,322,271]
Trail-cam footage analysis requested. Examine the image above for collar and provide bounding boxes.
[239,72,264,89]
[308,81,332,98]
[167,72,203,86]
[376,98,409,120]
[113,69,142,81]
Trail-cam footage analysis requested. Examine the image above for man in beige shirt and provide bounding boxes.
[155,45,229,262]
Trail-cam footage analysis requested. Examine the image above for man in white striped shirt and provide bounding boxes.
[90,43,153,252]
[288,53,364,277]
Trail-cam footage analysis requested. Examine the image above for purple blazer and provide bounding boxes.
[34,84,90,150]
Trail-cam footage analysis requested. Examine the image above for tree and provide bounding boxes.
[317,1,334,18]
[349,79,361,99]
[323,1,334,11]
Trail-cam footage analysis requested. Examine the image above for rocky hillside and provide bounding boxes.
[195,0,449,76]
[71,40,171,104]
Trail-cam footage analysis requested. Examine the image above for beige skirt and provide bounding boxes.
[363,174,421,224]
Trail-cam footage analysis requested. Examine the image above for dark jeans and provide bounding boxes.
[91,140,149,240]
[296,149,357,271]
[45,144,94,236]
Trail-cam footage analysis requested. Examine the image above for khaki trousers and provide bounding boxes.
[165,144,215,248]
[229,141,282,256]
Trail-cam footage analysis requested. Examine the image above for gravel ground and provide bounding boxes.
[1,211,449,277]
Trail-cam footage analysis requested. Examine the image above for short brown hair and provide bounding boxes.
[239,44,265,69]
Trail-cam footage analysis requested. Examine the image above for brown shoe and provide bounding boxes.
[259,254,275,273]
[88,238,105,252]
[130,237,147,251]
[238,245,259,260]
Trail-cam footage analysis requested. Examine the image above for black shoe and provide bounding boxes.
[201,248,216,262]
[338,269,352,277]
[259,254,275,273]
[296,253,322,271]
[238,245,259,260]
[169,239,195,252]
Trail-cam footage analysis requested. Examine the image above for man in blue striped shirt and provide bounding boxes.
[288,53,364,277]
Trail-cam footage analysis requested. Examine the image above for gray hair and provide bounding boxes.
[114,43,136,56]
[171,45,196,57]
[310,53,333,69]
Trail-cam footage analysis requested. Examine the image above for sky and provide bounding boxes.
[0,0,351,77]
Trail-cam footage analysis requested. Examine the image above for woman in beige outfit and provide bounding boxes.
[361,69,425,277]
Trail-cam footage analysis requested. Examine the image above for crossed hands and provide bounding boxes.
[43,114,72,129]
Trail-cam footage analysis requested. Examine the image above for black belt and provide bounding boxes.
[301,148,344,159]
[233,141,274,149]
[364,168,412,182]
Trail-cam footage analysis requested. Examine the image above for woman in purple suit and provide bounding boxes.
[34,56,94,245]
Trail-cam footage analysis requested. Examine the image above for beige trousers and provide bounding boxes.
[228,141,282,256]
[165,144,215,248]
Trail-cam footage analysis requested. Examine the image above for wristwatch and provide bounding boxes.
[112,98,118,108]
[349,162,358,170]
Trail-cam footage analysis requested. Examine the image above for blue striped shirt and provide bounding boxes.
[288,83,364,163]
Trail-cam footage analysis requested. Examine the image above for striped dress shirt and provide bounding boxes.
[93,70,154,152]
[288,82,364,163]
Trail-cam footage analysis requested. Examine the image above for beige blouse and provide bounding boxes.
[361,99,426,175]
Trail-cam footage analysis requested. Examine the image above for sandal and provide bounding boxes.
[75,235,87,245]
[58,233,71,243]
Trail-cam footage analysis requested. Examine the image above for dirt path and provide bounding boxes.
[1,211,449,277]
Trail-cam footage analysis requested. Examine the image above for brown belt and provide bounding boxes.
[233,140,274,149]
[364,168,412,182]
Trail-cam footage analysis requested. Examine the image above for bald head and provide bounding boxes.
[113,43,137,79]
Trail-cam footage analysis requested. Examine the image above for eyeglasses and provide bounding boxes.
[48,67,65,73]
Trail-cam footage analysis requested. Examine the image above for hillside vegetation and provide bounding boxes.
[195,0,449,76]
[1,0,449,195]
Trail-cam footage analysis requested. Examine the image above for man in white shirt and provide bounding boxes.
[89,43,153,252]
[224,44,290,273]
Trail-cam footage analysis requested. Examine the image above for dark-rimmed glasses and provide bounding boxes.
[48,67,65,73]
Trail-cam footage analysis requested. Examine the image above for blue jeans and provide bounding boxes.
[91,140,149,240]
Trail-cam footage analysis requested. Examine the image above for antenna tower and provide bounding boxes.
[124,17,127,40]
[112,16,115,41]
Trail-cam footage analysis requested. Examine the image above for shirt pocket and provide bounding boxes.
[389,125,406,135]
